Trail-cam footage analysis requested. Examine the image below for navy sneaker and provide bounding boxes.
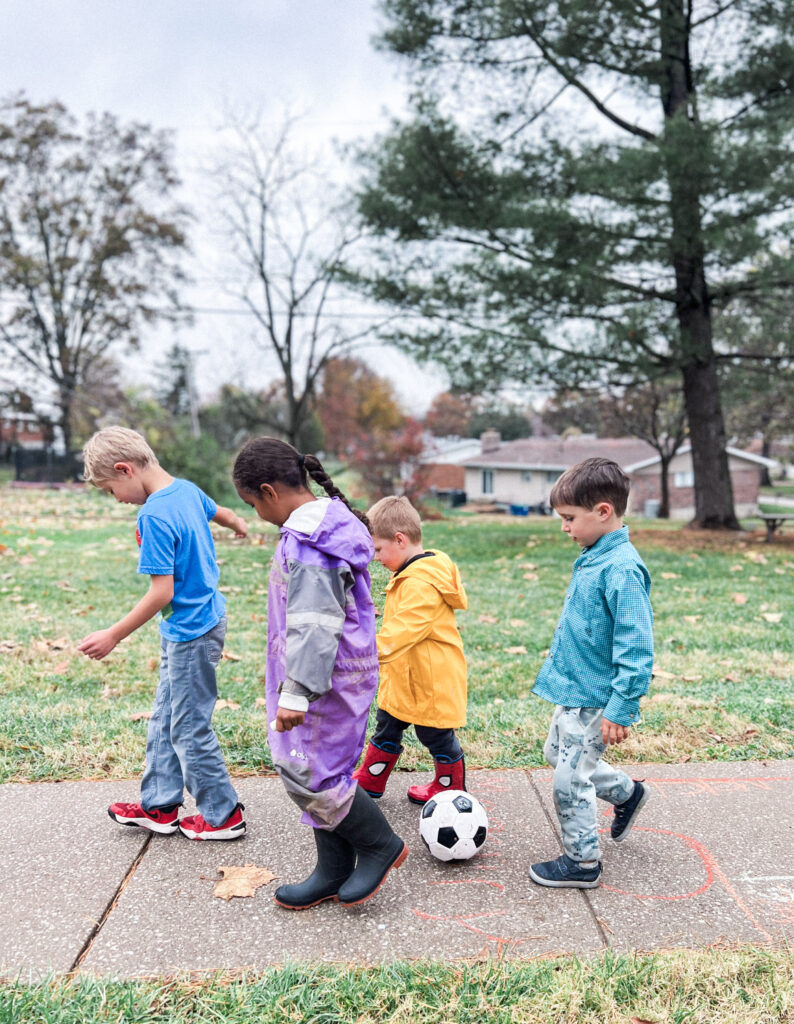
[529,853,601,889]
[611,780,649,843]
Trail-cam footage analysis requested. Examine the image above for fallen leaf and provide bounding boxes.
[18,555,36,565]
[761,612,783,623]
[213,864,277,901]
[631,1018,659,1024]
[660,572,679,579]
[254,696,267,708]
[745,551,768,564]
[723,673,741,683]
[509,618,527,627]
[101,684,121,699]
[506,645,528,655]
[681,674,702,682]
[732,593,748,605]
[215,699,241,711]
[478,614,498,624]
[682,615,701,624]
[523,572,538,581]
[222,651,242,662]
[652,667,676,680]
[519,562,538,570]
[130,711,152,721]
[147,656,159,671]
[0,640,19,653]
[52,661,69,674]
[56,580,75,591]
[729,564,744,572]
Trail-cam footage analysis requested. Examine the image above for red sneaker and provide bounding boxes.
[108,801,179,835]
[178,803,246,841]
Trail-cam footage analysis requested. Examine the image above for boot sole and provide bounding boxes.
[108,809,178,834]
[338,844,409,908]
[611,786,650,843]
[273,893,339,911]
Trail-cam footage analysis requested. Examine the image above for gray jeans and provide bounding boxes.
[140,616,238,826]
[544,706,634,863]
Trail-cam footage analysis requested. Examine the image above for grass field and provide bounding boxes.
[1,948,793,1024]
[1,486,793,783]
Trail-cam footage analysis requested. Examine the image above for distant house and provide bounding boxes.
[462,432,777,519]
[419,436,482,502]
[0,410,49,453]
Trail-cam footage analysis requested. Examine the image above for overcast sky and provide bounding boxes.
[0,0,447,411]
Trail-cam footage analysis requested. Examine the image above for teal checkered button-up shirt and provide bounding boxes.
[532,526,653,726]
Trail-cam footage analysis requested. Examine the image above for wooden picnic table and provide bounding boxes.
[757,511,794,542]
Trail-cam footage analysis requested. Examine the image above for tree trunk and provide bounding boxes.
[760,436,773,488]
[660,0,739,529]
[658,455,671,519]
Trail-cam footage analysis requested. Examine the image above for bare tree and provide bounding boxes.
[213,114,378,448]
[0,95,189,451]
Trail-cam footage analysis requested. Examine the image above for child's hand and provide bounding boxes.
[78,629,119,660]
[233,516,248,539]
[275,707,305,731]
[601,718,631,746]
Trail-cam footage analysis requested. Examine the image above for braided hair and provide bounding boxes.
[232,436,370,529]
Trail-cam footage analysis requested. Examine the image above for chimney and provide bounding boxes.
[480,429,501,454]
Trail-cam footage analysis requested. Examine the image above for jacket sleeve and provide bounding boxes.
[602,565,654,726]
[377,579,440,664]
[279,558,353,710]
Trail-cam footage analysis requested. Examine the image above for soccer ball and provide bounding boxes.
[419,790,489,861]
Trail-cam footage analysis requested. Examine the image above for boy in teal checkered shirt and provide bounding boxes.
[529,458,653,889]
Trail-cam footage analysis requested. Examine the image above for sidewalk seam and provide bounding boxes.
[67,833,153,975]
[526,769,610,950]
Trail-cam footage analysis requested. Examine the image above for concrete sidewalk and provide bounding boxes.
[1,761,792,979]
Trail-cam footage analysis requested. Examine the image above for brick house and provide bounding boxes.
[462,433,776,519]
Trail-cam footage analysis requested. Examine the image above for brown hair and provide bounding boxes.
[232,436,370,528]
[367,495,422,543]
[549,457,630,516]
[82,426,158,486]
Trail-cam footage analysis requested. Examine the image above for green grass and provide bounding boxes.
[1,949,792,1023]
[1,488,793,782]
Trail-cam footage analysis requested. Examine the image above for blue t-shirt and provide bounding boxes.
[136,478,226,642]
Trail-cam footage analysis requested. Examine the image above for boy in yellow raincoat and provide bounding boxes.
[353,496,468,804]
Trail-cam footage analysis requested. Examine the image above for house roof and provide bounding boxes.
[624,443,778,472]
[462,436,657,472]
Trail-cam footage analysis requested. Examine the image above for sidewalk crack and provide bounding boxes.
[526,769,610,949]
[67,833,152,974]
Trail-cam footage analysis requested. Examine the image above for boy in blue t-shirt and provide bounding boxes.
[529,457,653,889]
[79,426,248,841]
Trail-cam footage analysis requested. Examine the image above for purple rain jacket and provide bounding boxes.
[266,497,379,829]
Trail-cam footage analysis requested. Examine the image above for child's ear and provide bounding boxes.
[258,482,278,502]
[113,461,135,478]
[597,501,614,520]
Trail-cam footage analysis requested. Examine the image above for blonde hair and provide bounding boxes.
[367,495,422,543]
[82,426,158,485]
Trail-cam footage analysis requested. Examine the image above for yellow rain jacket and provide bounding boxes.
[376,549,468,728]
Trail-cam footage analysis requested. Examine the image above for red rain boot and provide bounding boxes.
[407,755,466,805]
[353,742,401,799]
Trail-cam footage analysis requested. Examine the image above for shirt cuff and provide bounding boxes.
[277,691,310,713]
[602,694,641,727]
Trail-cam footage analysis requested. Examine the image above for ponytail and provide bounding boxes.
[233,436,370,529]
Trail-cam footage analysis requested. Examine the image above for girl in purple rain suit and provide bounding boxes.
[233,437,408,909]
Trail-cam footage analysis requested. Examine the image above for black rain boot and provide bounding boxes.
[273,827,355,910]
[334,785,409,907]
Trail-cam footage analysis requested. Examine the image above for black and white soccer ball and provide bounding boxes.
[419,790,489,861]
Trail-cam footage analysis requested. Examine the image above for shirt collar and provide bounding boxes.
[575,525,629,565]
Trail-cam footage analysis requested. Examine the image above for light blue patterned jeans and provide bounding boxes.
[544,706,635,863]
[140,616,239,826]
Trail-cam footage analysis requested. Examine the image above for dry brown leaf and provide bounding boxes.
[519,562,538,570]
[506,645,528,655]
[147,656,159,671]
[652,667,676,680]
[213,864,277,901]
[254,696,267,708]
[682,615,701,624]
[18,555,36,565]
[732,592,748,605]
[509,618,527,627]
[523,571,539,581]
[52,661,70,674]
[222,651,242,662]
[631,1018,659,1024]
[723,673,741,683]
[681,673,702,682]
[130,711,152,721]
[729,563,744,572]
[761,612,783,623]
[0,640,19,653]
[478,614,498,624]
[660,571,679,579]
[215,699,241,711]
